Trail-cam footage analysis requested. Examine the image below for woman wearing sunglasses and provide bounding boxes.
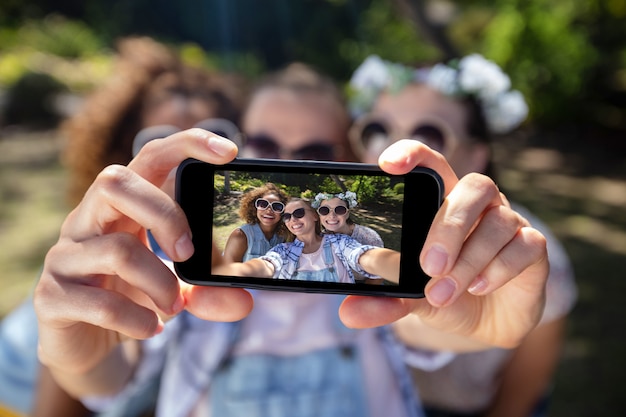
[312,191,383,248]
[222,183,290,263]
[216,198,395,284]
[348,54,577,417]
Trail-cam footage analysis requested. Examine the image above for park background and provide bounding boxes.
[0,0,625,415]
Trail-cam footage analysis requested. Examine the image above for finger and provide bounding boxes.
[338,296,418,329]
[45,233,184,315]
[420,173,503,281]
[467,226,548,296]
[35,279,162,341]
[66,166,194,262]
[128,128,238,187]
[377,140,458,196]
[183,285,254,322]
[440,205,525,296]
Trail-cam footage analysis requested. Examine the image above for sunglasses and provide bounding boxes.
[243,134,335,161]
[350,115,457,159]
[317,205,348,216]
[132,118,242,157]
[282,208,309,222]
[254,198,285,213]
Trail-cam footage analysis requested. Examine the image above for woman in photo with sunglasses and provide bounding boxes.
[222,183,290,263]
[348,54,577,417]
[216,198,395,284]
[312,191,383,248]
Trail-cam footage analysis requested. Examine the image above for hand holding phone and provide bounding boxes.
[175,158,444,298]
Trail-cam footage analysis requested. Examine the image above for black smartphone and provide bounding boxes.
[175,158,444,298]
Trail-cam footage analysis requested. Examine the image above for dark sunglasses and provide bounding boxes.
[132,118,241,156]
[350,115,456,160]
[254,198,285,213]
[282,208,308,222]
[317,205,348,216]
[244,134,335,161]
[359,121,446,153]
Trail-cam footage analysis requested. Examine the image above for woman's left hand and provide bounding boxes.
[339,140,548,349]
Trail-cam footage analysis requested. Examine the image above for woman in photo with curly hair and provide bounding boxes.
[222,183,290,263]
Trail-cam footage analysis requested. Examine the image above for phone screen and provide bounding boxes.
[175,158,443,298]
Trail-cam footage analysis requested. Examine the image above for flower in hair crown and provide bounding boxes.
[349,54,528,135]
[312,191,358,209]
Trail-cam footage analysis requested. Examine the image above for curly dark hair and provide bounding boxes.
[62,36,247,206]
[238,183,290,237]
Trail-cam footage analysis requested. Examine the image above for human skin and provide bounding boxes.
[33,132,548,399]
[241,88,351,160]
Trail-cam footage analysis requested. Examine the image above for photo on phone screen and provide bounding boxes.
[175,158,444,298]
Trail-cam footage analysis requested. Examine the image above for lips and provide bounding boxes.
[289,222,304,232]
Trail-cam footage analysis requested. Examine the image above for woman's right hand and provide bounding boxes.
[33,129,254,395]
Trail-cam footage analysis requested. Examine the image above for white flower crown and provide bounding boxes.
[349,54,528,135]
[312,191,358,209]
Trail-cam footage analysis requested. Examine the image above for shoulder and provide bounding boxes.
[228,227,248,242]
[352,224,384,247]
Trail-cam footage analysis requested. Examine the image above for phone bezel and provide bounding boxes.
[174,158,444,298]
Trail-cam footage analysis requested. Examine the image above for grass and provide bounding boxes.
[1,127,626,415]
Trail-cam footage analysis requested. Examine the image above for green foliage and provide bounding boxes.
[338,0,440,74]
[9,15,104,58]
[393,182,405,195]
[350,175,390,204]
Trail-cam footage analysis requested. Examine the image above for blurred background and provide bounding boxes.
[0,0,624,415]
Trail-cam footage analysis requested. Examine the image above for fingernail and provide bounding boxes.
[468,276,488,295]
[171,293,185,314]
[207,135,236,156]
[423,245,448,276]
[428,277,457,306]
[154,318,165,335]
[175,232,194,260]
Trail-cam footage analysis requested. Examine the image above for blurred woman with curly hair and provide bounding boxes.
[62,35,246,206]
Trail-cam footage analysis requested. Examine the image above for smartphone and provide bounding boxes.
[175,158,444,298]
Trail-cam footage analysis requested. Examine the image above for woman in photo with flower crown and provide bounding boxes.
[215,197,396,284]
[312,190,384,248]
[312,190,385,284]
[348,54,577,417]
[222,183,290,263]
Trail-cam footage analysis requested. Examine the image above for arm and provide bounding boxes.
[212,257,275,278]
[32,365,92,417]
[484,318,567,417]
[222,228,248,263]
[357,248,400,283]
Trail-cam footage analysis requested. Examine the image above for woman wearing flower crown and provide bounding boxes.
[222,183,290,263]
[311,191,384,285]
[348,54,577,417]
[312,191,384,247]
